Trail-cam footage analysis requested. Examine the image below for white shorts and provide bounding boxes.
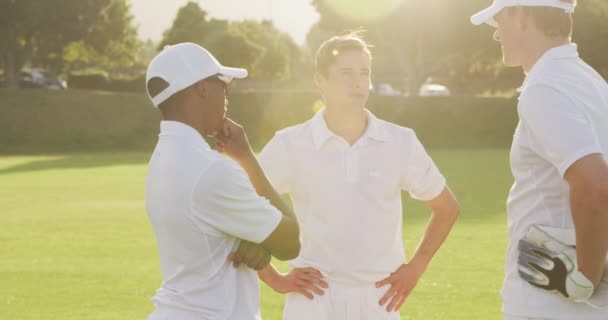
[283,280,400,320]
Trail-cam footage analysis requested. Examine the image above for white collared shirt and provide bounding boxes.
[259,109,446,284]
[145,121,281,319]
[503,44,608,318]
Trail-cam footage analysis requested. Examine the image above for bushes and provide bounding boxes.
[67,70,108,90]
[67,71,145,92]
[368,96,518,148]
[0,89,519,154]
[228,94,519,150]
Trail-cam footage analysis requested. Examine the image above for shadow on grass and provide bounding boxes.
[0,152,150,175]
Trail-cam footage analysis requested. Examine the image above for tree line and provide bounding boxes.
[1,0,607,95]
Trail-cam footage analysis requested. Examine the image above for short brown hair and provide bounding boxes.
[315,30,373,75]
[521,0,575,39]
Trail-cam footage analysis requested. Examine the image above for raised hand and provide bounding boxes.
[213,118,254,162]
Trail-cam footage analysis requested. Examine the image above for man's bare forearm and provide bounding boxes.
[571,189,608,287]
[410,207,459,268]
[410,187,460,269]
[566,154,608,287]
[258,263,282,287]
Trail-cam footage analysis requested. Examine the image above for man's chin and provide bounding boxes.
[349,97,368,107]
[502,56,520,68]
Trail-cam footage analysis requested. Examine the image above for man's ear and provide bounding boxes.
[314,72,326,92]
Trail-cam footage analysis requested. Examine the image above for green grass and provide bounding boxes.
[0,149,511,319]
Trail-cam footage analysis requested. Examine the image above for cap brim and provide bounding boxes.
[471,4,502,27]
[219,66,248,80]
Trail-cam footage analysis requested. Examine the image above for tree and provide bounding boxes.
[158,1,209,50]
[572,0,608,79]
[203,19,264,73]
[158,3,262,69]
[308,0,608,95]
[232,20,300,80]
[309,0,497,96]
[158,1,298,81]
[0,0,111,87]
[63,0,140,74]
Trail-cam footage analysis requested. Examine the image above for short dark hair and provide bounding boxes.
[315,30,373,76]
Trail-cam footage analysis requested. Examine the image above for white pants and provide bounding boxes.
[283,280,400,320]
[147,307,202,320]
[504,315,555,320]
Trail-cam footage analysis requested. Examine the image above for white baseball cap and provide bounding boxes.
[471,0,576,27]
[145,42,248,107]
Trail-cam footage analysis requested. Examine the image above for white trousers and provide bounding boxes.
[283,280,400,320]
[147,307,202,320]
[504,315,555,320]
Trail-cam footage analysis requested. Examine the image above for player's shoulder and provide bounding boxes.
[374,117,417,142]
[524,58,589,95]
[198,155,246,188]
[272,120,314,142]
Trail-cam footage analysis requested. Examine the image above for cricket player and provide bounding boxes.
[231,31,460,319]
[471,1,608,319]
[144,43,300,320]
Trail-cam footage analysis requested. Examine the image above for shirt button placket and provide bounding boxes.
[345,148,359,183]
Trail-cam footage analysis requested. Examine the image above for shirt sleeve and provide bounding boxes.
[518,85,602,177]
[191,159,282,244]
[400,131,446,201]
[258,132,291,194]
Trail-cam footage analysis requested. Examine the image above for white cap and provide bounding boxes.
[471,0,576,27]
[145,42,248,107]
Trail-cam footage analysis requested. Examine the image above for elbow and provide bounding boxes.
[285,241,301,260]
[274,239,301,261]
[450,202,461,223]
[453,202,461,218]
[275,226,301,261]
[588,183,608,214]
[447,198,461,220]
[600,183,608,205]
[455,198,462,212]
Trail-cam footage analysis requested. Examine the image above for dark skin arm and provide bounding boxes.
[215,118,300,262]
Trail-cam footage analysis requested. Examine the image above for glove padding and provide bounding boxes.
[518,225,608,308]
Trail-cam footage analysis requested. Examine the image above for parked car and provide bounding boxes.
[19,70,67,90]
[419,83,450,96]
[372,83,401,96]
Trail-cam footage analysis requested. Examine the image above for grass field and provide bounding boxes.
[0,149,512,319]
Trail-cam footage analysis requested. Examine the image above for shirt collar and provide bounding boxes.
[310,108,390,150]
[159,120,211,150]
[517,43,579,93]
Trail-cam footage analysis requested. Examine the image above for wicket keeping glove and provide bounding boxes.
[518,225,608,308]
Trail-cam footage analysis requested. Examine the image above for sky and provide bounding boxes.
[130,0,320,45]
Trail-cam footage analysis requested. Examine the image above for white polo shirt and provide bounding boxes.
[259,109,446,284]
[145,121,281,320]
[503,44,608,319]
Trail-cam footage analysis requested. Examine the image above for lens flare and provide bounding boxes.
[324,0,405,23]
[312,99,324,114]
